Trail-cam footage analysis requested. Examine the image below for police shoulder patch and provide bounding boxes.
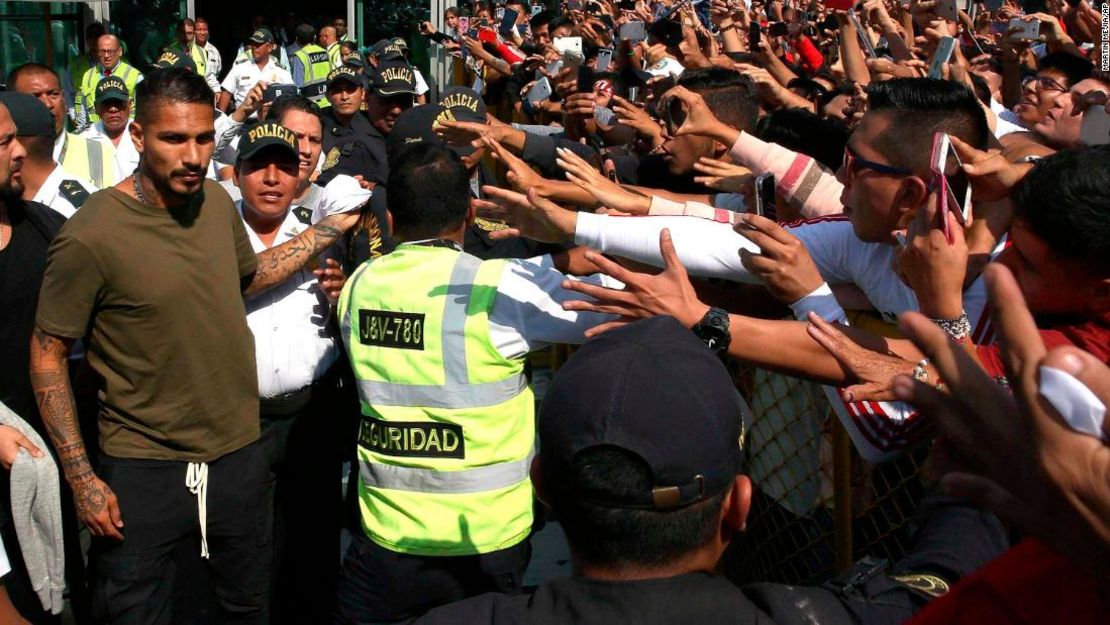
[890,573,950,599]
[59,180,91,209]
[292,206,313,225]
[473,217,509,233]
[322,146,341,171]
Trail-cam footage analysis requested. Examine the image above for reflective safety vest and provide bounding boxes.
[168,42,207,78]
[293,44,333,106]
[327,42,342,69]
[68,54,94,102]
[79,62,141,124]
[338,244,534,557]
[58,132,120,190]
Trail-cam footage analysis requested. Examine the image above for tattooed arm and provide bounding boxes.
[243,212,360,298]
[29,327,124,540]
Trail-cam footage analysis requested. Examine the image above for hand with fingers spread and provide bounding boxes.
[435,119,493,147]
[734,213,825,305]
[806,311,918,403]
[693,156,753,193]
[555,147,651,214]
[483,137,545,192]
[477,186,579,243]
[561,229,711,337]
[893,264,1110,586]
[0,424,44,471]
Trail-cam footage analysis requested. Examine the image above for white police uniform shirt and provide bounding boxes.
[221,57,294,110]
[80,121,140,177]
[32,164,99,219]
[238,201,339,397]
[203,41,223,94]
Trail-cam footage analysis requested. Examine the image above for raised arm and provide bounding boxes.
[244,211,360,298]
[30,328,124,540]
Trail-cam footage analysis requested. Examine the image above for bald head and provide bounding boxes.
[96,34,123,70]
[319,26,337,47]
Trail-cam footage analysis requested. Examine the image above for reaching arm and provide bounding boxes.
[245,212,358,298]
[29,327,124,540]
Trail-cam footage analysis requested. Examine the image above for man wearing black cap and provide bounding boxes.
[29,68,363,625]
[219,27,293,113]
[366,60,418,137]
[409,316,1009,625]
[0,92,98,221]
[79,75,140,178]
[0,91,71,625]
[332,143,621,624]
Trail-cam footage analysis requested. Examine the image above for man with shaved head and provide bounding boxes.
[75,33,142,129]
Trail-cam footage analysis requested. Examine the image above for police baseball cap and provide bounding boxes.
[153,50,196,72]
[438,86,486,124]
[343,54,365,70]
[237,121,298,163]
[0,92,55,138]
[248,27,275,45]
[370,38,405,62]
[538,316,746,510]
[94,76,129,105]
[370,61,418,97]
[385,104,449,161]
[327,66,363,89]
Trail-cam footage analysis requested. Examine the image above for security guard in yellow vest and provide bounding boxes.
[77,34,142,127]
[333,137,616,624]
[166,18,208,80]
[290,24,333,107]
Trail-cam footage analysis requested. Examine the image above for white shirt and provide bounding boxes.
[203,41,223,94]
[221,57,294,110]
[645,57,684,79]
[991,99,1027,137]
[31,163,99,219]
[238,201,339,397]
[414,69,430,97]
[81,121,139,177]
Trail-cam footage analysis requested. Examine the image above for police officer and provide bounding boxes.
[78,76,139,178]
[219,28,294,113]
[332,143,619,624]
[0,92,97,219]
[165,18,208,80]
[76,34,142,128]
[290,24,333,108]
[9,63,122,190]
[65,22,106,124]
[233,120,365,625]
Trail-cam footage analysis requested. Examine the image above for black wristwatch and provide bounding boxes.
[691,307,731,354]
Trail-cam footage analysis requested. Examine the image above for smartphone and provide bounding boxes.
[526,77,554,105]
[930,132,971,231]
[749,22,761,50]
[595,106,616,126]
[554,36,584,56]
[848,11,877,58]
[928,37,957,79]
[754,172,777,221]
[620,20,647,42]
[500,8,519,35]
[664,97,687,135]
[769,22,789,37]
[495,7,505,20]
[1009,18,1041,41]
[545,58,565,76]
[263,83,299,103]
[1080,107,1110,146]
[473,75,484,95]
[458,17,470,36]
[532,4,545,16]
[578,65,597,93]
[934,0,959,22]
[628,86,640,102]
[567,0,584,10]
[595,47,614,72]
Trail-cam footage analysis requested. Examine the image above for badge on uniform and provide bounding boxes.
[473,217,510,233]
[322,146,341,172]
[293,206,313,225]
[59,180,91,209]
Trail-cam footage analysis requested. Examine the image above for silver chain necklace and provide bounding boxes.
[132,171,155,207]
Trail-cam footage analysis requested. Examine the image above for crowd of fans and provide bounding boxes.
[0,0,1108,623]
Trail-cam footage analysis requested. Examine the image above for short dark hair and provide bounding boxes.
[195,17,209,27]
[866,78,989,172]
[386,144,470,239]
[755,108,849,171]
[549,446,726,568]
[1038,52,1093,88]
[548,16,574,33]
[21,135,53,162]
[445,6,462,18]
[530,10,556,29]
[8,63,59,89]
[135,68,214,124]
[1012,146,1110,269]
[678,68,759,134]
[270,95,321,125]
[295,23,317,45]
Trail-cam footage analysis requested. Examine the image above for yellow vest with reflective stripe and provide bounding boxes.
[58,133,119,189]
[68,54,93,98]
[168,42,207,77]
[338,244,534,557]
[79,62,141,124]
[327,43,342,69]
[293,44,333,106]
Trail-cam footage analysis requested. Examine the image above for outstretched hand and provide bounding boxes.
[477,186,578,243]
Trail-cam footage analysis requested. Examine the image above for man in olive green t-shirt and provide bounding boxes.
[28,68,361,624]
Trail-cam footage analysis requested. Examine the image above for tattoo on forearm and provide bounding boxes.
[29,328,91,484]
[247,219,346,297]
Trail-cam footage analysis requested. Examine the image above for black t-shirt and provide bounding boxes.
[0,199,65,429]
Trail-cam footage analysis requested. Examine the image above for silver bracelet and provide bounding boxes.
[929,311,971,342]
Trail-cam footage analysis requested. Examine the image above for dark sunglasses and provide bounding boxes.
[842,145,915,179]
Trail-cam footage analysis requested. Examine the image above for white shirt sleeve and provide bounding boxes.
[220,65,238,94]
[573,212,761,283]
[488,255,622,360]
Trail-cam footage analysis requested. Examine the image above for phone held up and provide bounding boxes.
[753,173,777,222]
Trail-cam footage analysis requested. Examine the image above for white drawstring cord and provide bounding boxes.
[186,462,210,559]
